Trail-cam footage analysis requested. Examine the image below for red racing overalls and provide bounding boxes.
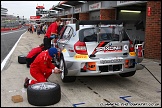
[26,46,42,58]
[29,50,56,85]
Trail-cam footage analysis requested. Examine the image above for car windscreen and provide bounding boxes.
[79,27,129,42]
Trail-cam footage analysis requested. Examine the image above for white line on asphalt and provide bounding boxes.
[1,29,26,35]
[1,31,27,71]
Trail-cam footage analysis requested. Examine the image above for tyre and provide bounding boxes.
[18,55,26,64]
[27,82,61,106]
[60,56,76,83]
[119,71,136,77]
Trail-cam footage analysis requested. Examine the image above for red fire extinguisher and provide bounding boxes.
[138,45,142,57]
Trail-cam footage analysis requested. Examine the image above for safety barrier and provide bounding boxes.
[1,25,22,31]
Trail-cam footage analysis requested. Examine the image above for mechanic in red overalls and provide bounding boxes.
[43,17,62,50]
[26,43,44,68]
[24,47,61,88]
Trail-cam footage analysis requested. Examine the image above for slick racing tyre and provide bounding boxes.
[18,55,26,64]
[27,82,61,106]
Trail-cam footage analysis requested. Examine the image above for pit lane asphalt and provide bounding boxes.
[1,26,28,63]
[1,31,161,107]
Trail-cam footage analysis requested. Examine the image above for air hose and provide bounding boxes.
[135,62,161,85]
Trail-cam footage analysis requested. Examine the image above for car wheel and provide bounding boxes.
[27,82,61,106]
[60,56,76,83]
[53,55,60,68]
[119,71,136,77]
[18,55,26,64]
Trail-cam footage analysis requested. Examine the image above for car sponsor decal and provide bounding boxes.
[123,45,128,50]
[74,54,89,60]
[91,41,109,55]
[129,52,136,56]
[100,57,123,64]
[87,62,96,71]
[96,46,122,52]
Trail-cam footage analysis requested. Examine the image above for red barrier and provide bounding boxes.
[1,25,22,31]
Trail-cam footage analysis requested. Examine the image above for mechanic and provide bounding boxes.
[26,43,45,68]
[43,17,62,50]
[24,47,62,88]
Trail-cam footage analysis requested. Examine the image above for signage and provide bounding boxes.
[41,10,49,14]
[65,11,69,15]
[36,6,45,9]
[89,2,101,11]
[117,1,147,6]
[30,16,40,19]
[75,7,81,13]
[38,10,56,14]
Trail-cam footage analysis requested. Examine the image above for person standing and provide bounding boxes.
[33,24,37,32]
[43,17,62,50]
[37,25,41,38]
[24,47,61,88]
[42,24,47,34]
[29,24,33,33]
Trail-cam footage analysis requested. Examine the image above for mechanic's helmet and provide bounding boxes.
[48,47,58,58]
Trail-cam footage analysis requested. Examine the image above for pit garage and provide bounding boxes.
[116,2,147,44]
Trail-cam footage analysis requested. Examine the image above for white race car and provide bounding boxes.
[53,20,144,83]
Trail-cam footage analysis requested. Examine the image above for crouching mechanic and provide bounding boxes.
[26,43,44,68]
[24,47,61,88]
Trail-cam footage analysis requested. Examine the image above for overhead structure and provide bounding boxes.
[51,1,87,11]
[36,5,45,9]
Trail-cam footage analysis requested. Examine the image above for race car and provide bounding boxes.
[53,20,144,83]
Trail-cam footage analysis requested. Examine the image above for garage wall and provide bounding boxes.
[100,9,116,20]
[79,13,89,20]
[145,1,161,59]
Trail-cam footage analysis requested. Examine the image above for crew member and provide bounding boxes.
[24,47,61,88]
[43,17,62,50]
[26,43,44,68]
